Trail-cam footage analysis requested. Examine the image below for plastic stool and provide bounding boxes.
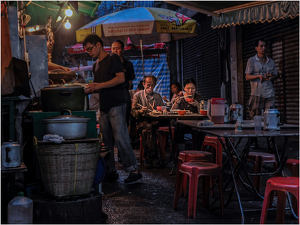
[260,177,299,224]
[247,152,277,196]
[156,127,175,163]
[173,162,224,219]
[201,136,230,168]
[285,159,299,216]
[285,159,299,177]
[177,151,214,197]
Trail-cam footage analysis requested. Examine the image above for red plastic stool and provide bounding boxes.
[285,158,299,216]
[260,177,299,224]
[201,136,229,168]
[285,159,299,177]
[177,151,214,197]
[156,127,175,163]
[247,152,277,196]
[173,162,224,219]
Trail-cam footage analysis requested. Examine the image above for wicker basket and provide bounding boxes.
[34,139,101,199]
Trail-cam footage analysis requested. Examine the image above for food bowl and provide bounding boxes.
[185,98,193,103]
[177,110,187,116]
[200,110,207,115]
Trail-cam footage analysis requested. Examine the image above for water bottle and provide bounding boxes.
[7,192,33,224]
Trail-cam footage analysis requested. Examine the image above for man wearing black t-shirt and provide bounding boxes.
[111,40,136,125]
[84,34,142,183]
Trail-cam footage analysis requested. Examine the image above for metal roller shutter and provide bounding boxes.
[242,17,299,124]
[182,16,220,99]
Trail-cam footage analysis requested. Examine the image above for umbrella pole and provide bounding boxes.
[140,34,145,77]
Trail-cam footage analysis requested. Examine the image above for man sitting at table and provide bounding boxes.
[131,75,165,169]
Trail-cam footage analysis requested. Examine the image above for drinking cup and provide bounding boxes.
[254,116,262,130]
[161,106,167,112]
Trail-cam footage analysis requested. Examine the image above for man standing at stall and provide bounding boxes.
[83,34,142,183]
[111,40,136,125]
[245,38,279,149]
[131,75,165,169]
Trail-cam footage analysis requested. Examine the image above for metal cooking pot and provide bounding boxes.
[41,84,86,112]
[43,110,90,139]
[262,108,280,130]
[1,141,21,168]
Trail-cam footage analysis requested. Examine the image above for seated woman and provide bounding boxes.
[163,81,183,104]
[172,78,204,163]
[171,78,201,113]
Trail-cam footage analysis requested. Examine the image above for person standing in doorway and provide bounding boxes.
[84,34,142,183]
[245,38,279,149]
[111,40,136,125]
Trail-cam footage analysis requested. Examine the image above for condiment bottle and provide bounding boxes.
[235,121,242,131]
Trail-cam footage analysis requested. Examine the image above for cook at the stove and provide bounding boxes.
[84,34,142,183]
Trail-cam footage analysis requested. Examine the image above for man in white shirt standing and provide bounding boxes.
[245,38,279,149]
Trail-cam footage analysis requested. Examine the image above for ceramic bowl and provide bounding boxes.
[177,110,186,116]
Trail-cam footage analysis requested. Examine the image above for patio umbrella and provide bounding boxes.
[76,7,200,76]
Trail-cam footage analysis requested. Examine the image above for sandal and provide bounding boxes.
[124,170,142,183]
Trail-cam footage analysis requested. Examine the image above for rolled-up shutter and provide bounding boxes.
[242,17,299,124]
[182,16,220,99]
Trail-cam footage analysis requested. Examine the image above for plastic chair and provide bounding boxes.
[260,177,299,224]
[156,127,175,163]
[177,151,213,196]
[173,162,224,219]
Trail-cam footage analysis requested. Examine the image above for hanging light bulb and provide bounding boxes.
[64,20,71,29]
[65,6,73,17]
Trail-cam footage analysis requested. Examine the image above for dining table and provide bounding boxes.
[175,119,299,224]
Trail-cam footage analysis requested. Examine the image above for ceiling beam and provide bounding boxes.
[164,1,221,17]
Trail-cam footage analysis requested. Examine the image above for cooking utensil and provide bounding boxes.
[43,110,90,139]
[1,141,22,168]
[262,108,280,130]
[229,103,244,122]
[41,84,85,112]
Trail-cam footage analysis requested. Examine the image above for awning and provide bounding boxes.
[211,1,299,29]
[67,42,168,54]
[20,1,100,27]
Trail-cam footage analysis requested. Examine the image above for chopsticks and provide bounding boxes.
[179,95,192,99]
[136,103,153,112]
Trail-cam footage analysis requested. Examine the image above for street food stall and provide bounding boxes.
[1,2,103,223]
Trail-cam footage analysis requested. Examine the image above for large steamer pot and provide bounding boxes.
[41,84,85,112]
[43,110,90,139]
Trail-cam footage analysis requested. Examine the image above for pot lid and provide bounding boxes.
[265,108,279,113]
[2,140,19,147]
[43,110,90,123]
[42,84,84,90]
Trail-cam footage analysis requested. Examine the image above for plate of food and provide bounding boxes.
[170,109,191,114]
